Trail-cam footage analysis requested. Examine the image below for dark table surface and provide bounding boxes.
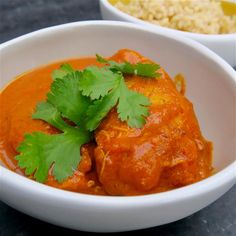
[0,1,235,235]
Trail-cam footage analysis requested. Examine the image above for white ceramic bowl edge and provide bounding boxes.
[99,0,236,66]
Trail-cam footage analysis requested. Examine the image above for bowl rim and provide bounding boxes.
[100,0,236,40]
[1,161,236,205]
[0,20,235,204]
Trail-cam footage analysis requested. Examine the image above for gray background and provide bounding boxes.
[0,0,235,235]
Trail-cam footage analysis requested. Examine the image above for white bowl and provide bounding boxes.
[0,21,235,233]
[100,0,236,67]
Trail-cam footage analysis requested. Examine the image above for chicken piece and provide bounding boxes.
[94,49,212,196]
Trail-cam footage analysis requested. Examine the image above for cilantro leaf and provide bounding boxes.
[96,54,108,63]
[32,102,70,131]
[79,67,121,100]
[16,128,91,183]
[85,90,119,131]
[96,54,160,78]
[52,70,68,81]
[132,63,161,78]
[52,63,74,80]
[117,78,150,128]
[47,71,91,126]
[110,61,160,78]
[60,63,74,73]
[80,70,150,129]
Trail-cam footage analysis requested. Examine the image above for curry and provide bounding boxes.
[0,49,213,196]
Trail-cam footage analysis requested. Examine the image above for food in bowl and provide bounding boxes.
[111,0,236,34]
[0,49,213,196]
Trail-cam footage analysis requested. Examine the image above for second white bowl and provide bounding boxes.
[100,0,236,66]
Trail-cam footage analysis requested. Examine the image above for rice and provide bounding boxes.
[113,0,236,34]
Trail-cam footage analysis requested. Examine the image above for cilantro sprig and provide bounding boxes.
[84,73,150,131]
[48,71,91,126]
[16,53,160,183]
[96,54,161,78]
[16,102,91,183]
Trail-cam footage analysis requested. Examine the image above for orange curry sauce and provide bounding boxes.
[0,49,212,196]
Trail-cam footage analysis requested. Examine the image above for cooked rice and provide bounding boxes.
[113,0,236,34]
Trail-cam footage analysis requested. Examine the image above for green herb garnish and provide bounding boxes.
[16,102,91,183]
[96,54,161,78]
[84,72,150,131]
[16,54,160,183]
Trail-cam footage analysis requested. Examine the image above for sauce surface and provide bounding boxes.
[0,49,212,196]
